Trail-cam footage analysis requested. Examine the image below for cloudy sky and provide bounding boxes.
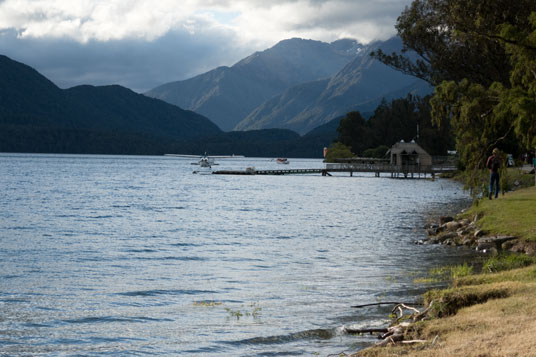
[0,0,411,92]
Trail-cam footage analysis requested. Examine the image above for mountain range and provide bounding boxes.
[145,38,362,131]
[0,54,220,154]
[147,37,432,134]
[0,54,334,156]
[1,36,433,157]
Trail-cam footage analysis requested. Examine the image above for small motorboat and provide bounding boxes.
[276,158,289,164]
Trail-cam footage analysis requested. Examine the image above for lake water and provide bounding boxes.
[0,154,482,356]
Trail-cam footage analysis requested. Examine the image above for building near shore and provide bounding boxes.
[389,140,432,168]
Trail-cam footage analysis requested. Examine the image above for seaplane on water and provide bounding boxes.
[164,152,244,173]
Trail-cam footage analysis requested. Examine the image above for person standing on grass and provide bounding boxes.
[486,148,501,199]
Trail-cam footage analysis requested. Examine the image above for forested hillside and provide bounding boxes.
[0,55,222,154]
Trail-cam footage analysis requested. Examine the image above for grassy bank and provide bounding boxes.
[352,185,536,356]
[464,186,536,242]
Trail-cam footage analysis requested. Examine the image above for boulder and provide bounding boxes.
[428,237,441,244]
[510,241,536,256]
[459,218,471,226]
[462,237,474,246]
[457,225,475,237]
[501,239,519,251]
[427,227,439,236]
[474,229,486,238]
[477,241,495,251]
[510,242,526,254]
[443,221,461,231]
[443,238,456,246]
[438,232,458,243]
[478,235,517,247]
[440,216,454,225]
[493,235,518,246]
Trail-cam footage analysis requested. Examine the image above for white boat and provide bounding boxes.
[276,158,289,164]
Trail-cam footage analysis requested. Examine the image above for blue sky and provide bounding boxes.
[0,0,412,92]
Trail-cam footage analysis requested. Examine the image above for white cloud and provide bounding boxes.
[0,0,411,91]
[0,0,410,44]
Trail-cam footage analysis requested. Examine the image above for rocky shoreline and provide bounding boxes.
[351,202,536,355]
[418,213,536,256]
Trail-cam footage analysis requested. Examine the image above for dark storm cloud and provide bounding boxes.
[0,27,250,92]
[0,0,412,92]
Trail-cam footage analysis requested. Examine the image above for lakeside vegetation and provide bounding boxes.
[327,0,536,195]
[352,185,536,356]
[334,95,453,158]
[464,186,536,242]
[337,1,536,351]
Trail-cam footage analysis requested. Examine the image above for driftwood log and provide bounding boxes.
[344,327,389,334]
[346,300,435,349]
[375,301,434,346]
[351,301,422,309]
[375,323,409,346]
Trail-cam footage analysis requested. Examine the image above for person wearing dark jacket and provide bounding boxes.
[486,148,501,199]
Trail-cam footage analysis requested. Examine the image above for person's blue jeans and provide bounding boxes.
[489,172,500,198]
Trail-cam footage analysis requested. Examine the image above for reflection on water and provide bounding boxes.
[0,154,482,356]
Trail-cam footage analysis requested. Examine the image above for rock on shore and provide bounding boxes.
[419,215,536,256]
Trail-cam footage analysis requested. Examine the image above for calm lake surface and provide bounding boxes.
[0,154,482,356]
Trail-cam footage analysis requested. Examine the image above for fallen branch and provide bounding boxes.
[349,301,437,350]
[351,301,422,309]
[393,303,421,315]
[344,327,388,334]
[413,301,434,322]
[402,340,427,344]
[376,329,404,347]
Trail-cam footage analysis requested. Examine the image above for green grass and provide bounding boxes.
[414,263,474,285]
[483,253,536,273]
[455,265,536,287]
[463,186,536,241]
[430,263,474,280]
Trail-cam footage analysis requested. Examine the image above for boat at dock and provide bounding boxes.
[276,158,289,164]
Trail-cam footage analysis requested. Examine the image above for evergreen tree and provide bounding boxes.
[373,0,536,191]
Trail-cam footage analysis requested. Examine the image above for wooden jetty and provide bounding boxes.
[213,168,322,175]
[212,162,456,178]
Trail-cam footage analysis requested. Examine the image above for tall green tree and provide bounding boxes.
[337,111,370,155]
[336,95,452,156]
[374,0,536,191]
[372,0,533,87]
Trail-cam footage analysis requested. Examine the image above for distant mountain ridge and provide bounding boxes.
[0,54,222,154]
[145,38,362,131]
[236,37,433,134]
[147,36,432,135]
[0,54,334,157]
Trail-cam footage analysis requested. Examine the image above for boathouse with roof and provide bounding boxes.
[389,140,432,168]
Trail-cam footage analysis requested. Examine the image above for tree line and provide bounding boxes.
[330,0,536,191]
[331,94,453,160]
